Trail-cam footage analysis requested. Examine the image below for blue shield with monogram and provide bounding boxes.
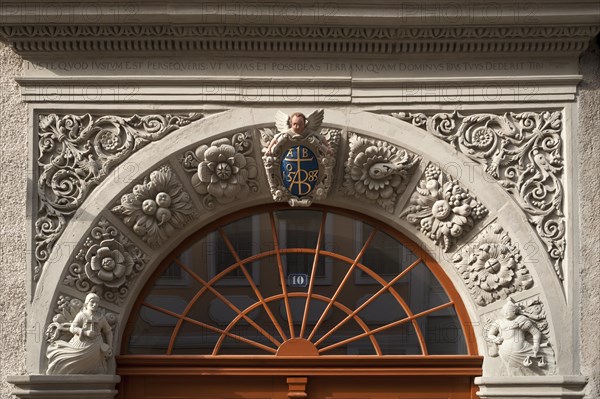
[280,145,319,197]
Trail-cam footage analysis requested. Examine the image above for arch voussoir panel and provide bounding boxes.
[31,108,566,381]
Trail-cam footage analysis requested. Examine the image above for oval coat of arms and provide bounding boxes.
[280,145,319,197]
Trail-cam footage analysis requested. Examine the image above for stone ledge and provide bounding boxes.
[475,375,588,399]
[8,374,121,399]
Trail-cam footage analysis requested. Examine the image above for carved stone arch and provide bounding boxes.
[31,108,570,385]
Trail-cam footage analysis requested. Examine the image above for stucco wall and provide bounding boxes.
[0,39,28,399]
[578,36,600,399]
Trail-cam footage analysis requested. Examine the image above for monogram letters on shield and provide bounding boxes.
[261,110,337,207]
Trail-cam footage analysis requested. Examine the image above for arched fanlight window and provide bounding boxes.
[123,206,476,357]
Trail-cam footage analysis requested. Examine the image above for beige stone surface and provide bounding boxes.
[0,39,28,399]
[578,36,600,399]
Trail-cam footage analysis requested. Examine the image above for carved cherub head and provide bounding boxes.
[289,112,307,135]
[275,109,324,138]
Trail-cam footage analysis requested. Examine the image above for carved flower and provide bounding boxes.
[454,224,534,306]
[191,138,258,204]
[84,239,134,288]
[344,135,419,212]
[402,165,487,251]
[113,166,195,248]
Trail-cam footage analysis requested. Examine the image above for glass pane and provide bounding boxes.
[172,321,220,355]
[393,262,450,315]
[416,307,467,355]
[125,208,470,357]
[127,305,179,354]
[359,230,419,283]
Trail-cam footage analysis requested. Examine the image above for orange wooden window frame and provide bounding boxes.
[120,204,480,360]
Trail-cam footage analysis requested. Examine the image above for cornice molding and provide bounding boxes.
[1,24,598,56]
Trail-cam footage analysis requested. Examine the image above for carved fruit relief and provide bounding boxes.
[112,165,197,248]
[401,164,488,251]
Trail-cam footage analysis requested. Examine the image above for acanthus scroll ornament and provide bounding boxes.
[63,217,148,305]
[452,223,534,306]
[35,112,204,282]
[343,133,420,212]
[112,165,197,248]
[401,164,488,252]
[181,132,259,209]
[260,110,340,207]
[392,110,565,280]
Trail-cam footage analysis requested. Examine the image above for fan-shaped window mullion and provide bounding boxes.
[213,292,381,356]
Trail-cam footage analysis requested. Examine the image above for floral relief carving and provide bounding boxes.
[63,217,148,305]
[393,110,565,280]
[112,165,197,248]
[343,133,420,212]
[182,132,259,209]
[452,223,533,306]
[401,164,488,252]
[35,112,204,282]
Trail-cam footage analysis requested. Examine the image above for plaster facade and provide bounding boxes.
[0,2,599,398]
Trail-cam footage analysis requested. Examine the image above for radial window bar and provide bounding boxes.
[133,209,466,356]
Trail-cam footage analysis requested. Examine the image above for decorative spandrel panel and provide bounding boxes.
[393,111,565,281]
[35,113,205,282]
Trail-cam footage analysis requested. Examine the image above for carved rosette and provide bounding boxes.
[401,164,488,252]
[63,218,148,305]
[35,112,204,282]
[393,111,565,280]
[181,132,259,209]
[343,133,420,212]
[484,297,556,376]
[112,165,197,248]
[452,223,533,306]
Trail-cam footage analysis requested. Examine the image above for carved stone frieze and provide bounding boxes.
[260,110,340,207]
[393,110,565,280]
[35,112,204,282]
[401,164,488,252]
[112,165,197,248]
[63,217,148,305]
[1,25,597,55]
[452,223,533,306]
[181,132,259,209]
[343,133,420,212]
[485,297,556,376]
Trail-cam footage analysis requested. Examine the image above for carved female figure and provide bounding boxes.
[487,298,549,376]
[46,293,114,374]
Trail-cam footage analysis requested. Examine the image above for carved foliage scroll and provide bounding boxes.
[63,217,148,305]
[343,133,420,212]
[393,111,565,280]
[36,113,204,281]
